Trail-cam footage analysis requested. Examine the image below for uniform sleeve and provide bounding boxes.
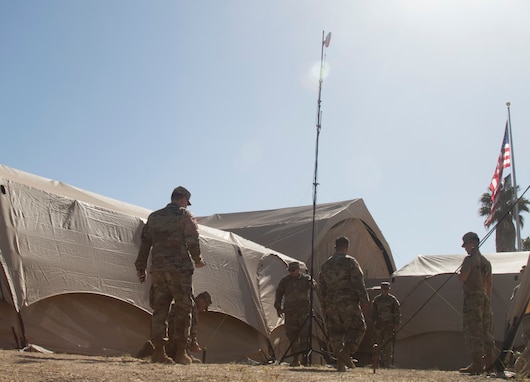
[351,260,369,305]
[183,210,202,263]
[274,278,286,310]
[317,271,327,312]
[371,297,378,323]
[134,221,152,271]
[393,297,401,325]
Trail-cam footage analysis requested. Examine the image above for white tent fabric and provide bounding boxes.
[198,199,396,279]
[0,164,300,362]
[390,252,529,370]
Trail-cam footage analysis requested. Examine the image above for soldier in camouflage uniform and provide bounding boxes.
[371,281,400,368]
[457,232,494,375]
[274,261,316,367]
[318,236,369,372]
[135,186,205,364]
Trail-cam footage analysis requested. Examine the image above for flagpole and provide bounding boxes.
[506,102,521,250]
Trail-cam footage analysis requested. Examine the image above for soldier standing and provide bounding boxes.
[274,261,315,367]
[135,186,206,364]
[457,231,495,374]
[318,236,369,372]
[371,281,400,368]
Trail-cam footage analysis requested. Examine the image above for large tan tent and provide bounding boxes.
[389,252,529,370]
[0,164,302,362]
[198,199,396,279]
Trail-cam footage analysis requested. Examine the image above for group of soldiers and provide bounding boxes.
[132,186,528,376]
[133,186,401,370]
[274,236,401,372]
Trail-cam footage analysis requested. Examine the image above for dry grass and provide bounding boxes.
[0,349,525,382]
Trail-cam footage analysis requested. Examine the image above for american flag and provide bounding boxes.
[486,123,511,225]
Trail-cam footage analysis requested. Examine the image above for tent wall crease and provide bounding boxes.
[199,199,395,278]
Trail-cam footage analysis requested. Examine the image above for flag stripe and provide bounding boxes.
[486,122,511,225]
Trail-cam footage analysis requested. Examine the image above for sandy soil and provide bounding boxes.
[1,348,519,382]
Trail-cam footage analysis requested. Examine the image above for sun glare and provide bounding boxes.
[310,61,331,83]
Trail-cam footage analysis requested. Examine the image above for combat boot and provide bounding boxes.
[151,340,175,364]
[135,340,154,358]
[174,341,192,365]
[187,350,202,364]
[290,354,301,367]
[484,352,496,372]
[338,343,354,369]
[459,363,473,373]
[336,358,346,372]
[460,356,484,375]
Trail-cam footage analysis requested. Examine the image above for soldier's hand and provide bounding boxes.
[195,259,206,268]
[137,269,146,283]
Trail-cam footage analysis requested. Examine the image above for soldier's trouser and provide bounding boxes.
[373,326,394,366]
[463,291,495,359]
[150,270,193,343]
[324,302,366,356]
[284,310,309,353]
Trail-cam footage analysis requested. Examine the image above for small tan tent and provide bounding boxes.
[0,165,301,362]
[199,199,395,279]
[389,252,528,370]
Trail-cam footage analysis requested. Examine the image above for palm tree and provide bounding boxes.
[523,237,530,251]
[479,186,529,252]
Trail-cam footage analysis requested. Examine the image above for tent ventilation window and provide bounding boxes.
[0,185,5,195]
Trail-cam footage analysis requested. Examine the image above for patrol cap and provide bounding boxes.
[171,186,192,205]
[381,281,391,290]
[287,261,300,271]
[462,232,479,247]
[196,291,212,307]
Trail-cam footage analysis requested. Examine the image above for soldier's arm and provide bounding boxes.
[183,211,204,266]
[486,273,493,299]
[134,222,152,281]
[371,299,377,324]
[317,272,327,313]
[351,262,369,306]
[274,279,285,310]
[458,257,471,282]
[393,297,401,326]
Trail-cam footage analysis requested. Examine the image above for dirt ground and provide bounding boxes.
[1,348,524,382]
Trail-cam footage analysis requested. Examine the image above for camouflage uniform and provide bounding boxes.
[134,202,202,348]
[318,252,369,363]
[371,287,400,367]
[460,248,495,363]
[274,270,314,355]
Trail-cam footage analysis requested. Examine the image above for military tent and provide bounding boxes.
[0,164,301,362]
[389,252,529,370]
[198,199,396,279]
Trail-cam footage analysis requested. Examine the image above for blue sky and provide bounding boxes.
[2,1,530,270]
